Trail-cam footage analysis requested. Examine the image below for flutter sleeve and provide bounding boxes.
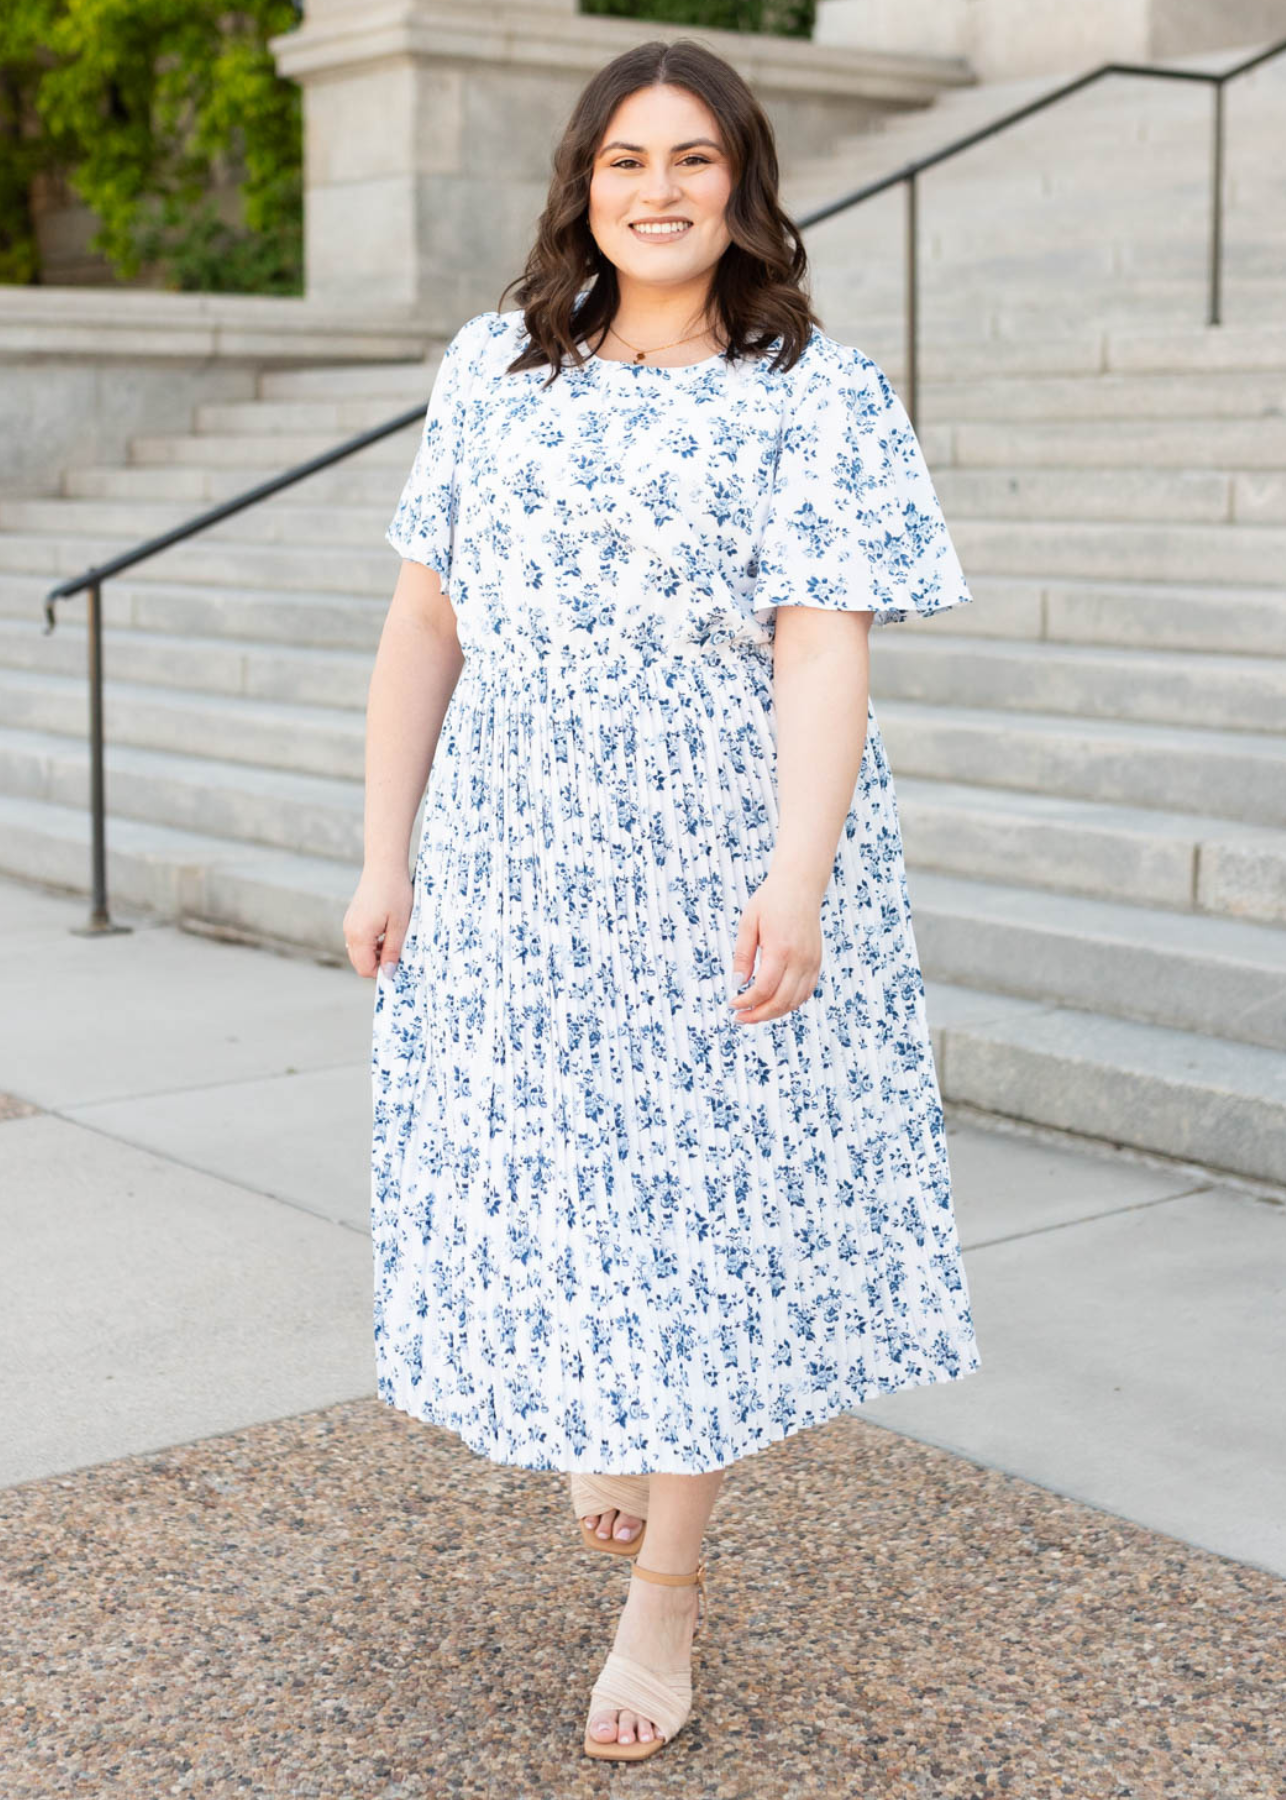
[385,311,488,592]
[750,343,973,629]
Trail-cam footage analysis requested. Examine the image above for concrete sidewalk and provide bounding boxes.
[2,870,1283,1796]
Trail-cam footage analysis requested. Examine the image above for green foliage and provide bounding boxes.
[0,0,64,283]
[0,0,303,291]
[580,0,816,36]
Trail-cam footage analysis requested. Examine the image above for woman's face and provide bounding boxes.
[588,84,733,296]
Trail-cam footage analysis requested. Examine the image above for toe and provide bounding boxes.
[595,1507,616,1539]
[617,1709,636,1744]
[636,1714,654,1743]
[590,1708,619,1742]
[614,1513,640,1541]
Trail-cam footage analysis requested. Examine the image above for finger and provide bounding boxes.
[729,909,759,995]
[737,963,817,1024]
[729,948,789,1015]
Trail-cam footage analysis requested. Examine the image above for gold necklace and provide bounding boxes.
[604,322,722,365]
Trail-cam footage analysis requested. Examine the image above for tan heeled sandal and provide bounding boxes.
[569,1472,650,1557]
[582,1558,707,1761]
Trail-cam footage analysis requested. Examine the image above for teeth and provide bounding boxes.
[632,221,689,236]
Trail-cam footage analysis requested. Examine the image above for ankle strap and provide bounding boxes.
[630,1559,705,1588]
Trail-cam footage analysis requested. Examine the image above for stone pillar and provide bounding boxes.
[268,0,974,332]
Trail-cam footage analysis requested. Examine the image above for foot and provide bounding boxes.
[581,1506,643,1546]
[587,1566,700,1748]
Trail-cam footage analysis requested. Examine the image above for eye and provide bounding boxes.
[608,155,714,169]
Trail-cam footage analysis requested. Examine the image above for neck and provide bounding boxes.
[607,273,717,351]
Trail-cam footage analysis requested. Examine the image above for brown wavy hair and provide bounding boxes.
[497,37,819,386]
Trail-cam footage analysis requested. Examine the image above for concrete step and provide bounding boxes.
[194,394,433,435]
[909,868,1286,1052]
[0,617,374,711]
[897,778,1286,926]
[951,516,1286,586]
[0,725,366,864]
[914,369,1286,422]
[933,466,1237,522]
[258,356,442,401]
[127,431,416,470]
[252,358,443,401]
[0,572,386,652]
[0,494,394,549]
[843,571,1286,657]
[0,667,364,780]
[0,793,357,958]
[877,700,1286,827]
[793,166,1282,224]
[928,980,1286,1187]
[60,462,419,506]
[944,417,1286,470]
[871,634,1286,733]
[0,530,395,598]
[830,296,1286,366]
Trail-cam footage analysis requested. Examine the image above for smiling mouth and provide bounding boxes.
[629,220,692,238]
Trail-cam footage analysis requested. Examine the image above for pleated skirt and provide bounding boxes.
[370,636,981,1473]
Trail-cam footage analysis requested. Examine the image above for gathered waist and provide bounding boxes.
[456,631,775,704]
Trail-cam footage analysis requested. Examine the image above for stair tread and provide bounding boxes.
[927,979,1286,1098]
[0,663,365,728]
[907,867,1286,963]
[895,775,1286,846]
[878,697,1286,757]
[0,615,374,669]
[0,721,363,802]
[0,791,359,885]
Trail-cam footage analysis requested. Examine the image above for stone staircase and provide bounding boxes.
[0,358,439,950]
[3,47,1285,1186]
[783,39,1286,364]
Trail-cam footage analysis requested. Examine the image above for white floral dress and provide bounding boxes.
[370,306,982,1473]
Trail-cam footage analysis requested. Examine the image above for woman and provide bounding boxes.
[345,36,982,1764]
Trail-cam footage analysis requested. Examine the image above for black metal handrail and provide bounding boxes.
[794,36,1286,426]
[39,36,1286,934]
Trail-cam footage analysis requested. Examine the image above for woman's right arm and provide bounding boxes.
[343,560,464,978]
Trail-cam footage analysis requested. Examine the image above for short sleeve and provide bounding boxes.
[384,311,488,591]
[750,346,973,629]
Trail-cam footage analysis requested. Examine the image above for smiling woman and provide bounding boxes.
[353,33,982,1770]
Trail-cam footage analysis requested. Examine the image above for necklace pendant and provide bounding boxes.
[634,349,646,363]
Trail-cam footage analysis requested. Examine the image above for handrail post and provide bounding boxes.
[905,170,919,431]
[71,578,131,937]
[1209,78,1225,326]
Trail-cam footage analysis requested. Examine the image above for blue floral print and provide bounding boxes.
[370,307,982,1473]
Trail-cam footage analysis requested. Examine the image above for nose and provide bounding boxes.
[636,164,682,206]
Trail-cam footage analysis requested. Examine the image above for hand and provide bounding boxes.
[343,863,413,979]
[727,869,824,1025]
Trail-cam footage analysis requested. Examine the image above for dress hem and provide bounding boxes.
[374,1349,984,1476]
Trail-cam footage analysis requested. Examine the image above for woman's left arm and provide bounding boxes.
[728,605,873,1024]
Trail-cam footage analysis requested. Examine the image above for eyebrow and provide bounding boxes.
[598,138,722,155]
